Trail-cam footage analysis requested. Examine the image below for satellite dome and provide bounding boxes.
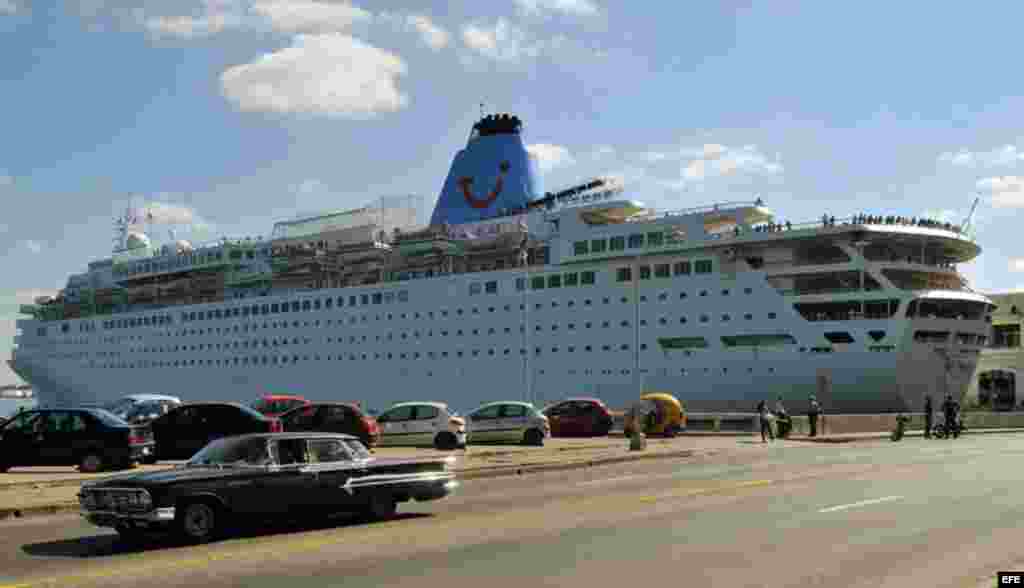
[125,232,151,250]
[175,239,194,253]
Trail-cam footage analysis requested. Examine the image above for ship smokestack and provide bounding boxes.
[429,113,542,226]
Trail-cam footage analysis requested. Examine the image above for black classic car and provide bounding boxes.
[78,432,458,543]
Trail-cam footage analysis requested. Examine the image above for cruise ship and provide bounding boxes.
[10,114,994,414]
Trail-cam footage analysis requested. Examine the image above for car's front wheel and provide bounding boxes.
[434,432,457,450]
[178,501,221,543]
[523,428,545,447]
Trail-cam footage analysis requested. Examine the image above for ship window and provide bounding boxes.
[824,332,855,344]
[700,315,709,323]
[647,232,664,247]
[868,330,886,342]
[695,260,713,274]
[721,314,731,322]
[313,299,321,310]
[581,271,596,285]
[372,293,383,305]
[673,261,691,276]
[290,301,299,312]
[639,265,651,280]
[398,291,409,303]
[657,336,709,350]
[360,295,369,305]
[610,236,626,251]
[548,275,561,288]
[768,312,777,319]
[325,298,333,309]
[516,277,526,291]
[469,283,482,296]
[531,277,545,290]
[574,241,589,256]
[564,273,578,287]
[349,296,357,306]
[914,330,949,343]
[590,239,607,253]
[721,334,797,347]
[628,234,644,248]
[485,281,498,294]
[744,313,753,320]
[616,267,632,282]
[654,264,670,278]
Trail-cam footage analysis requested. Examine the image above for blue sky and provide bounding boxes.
[1,1,1022,385]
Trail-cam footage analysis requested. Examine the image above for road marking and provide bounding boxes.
[818,495,904,514]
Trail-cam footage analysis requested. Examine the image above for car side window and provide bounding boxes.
[274,439,308,466]
[547,403,569,417]
[66,413,89,433]
[308,439,350,464]
[501,405,527,418]
[2,411,40,433]
[325,406,353,425]
[294,406,320,428]
[379,405,414,423]
[473,405,502,420]
[174,407,195,426]
[415,406,440,420]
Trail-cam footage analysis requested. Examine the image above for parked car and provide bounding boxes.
[376,402,467,450]
[543,398,614,437]
[78,432,458,543]
[623,393,686,437]
[0,407,154,473]
[465,401,549,446]
[116,398,181,425]
[279,402,380,448]
[149,402,283,461]
[251,394,309,418]
[104,394,182,420]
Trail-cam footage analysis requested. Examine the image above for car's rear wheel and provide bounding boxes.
[79,453,104,474]
[434,432,457,450]
[178,501,220,543]
[523,428,545,447]
[365,495,397,520]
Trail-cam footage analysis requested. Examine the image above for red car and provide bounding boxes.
[278,402,381,448]
[543,398,614,437]
[251,394,310,418]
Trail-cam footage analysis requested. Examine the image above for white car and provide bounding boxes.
[376,402,467,450]
[465,401,550,446]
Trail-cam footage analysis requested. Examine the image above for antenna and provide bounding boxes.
[961,195,981,235]
[479,102,486,117]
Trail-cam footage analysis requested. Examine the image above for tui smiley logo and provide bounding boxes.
[459,161,511,209]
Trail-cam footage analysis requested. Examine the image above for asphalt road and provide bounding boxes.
[1,435,1023,588]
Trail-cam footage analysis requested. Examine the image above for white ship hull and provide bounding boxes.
[11,268,984,414]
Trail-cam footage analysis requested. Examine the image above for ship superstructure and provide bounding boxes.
[10,114,994,413]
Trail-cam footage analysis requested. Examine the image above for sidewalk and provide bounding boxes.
[784,427,1024,443]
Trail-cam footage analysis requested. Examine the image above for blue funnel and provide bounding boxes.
[430,114,543,226]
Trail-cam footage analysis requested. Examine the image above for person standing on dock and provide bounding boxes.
[757,400,774,443]
[941,394,959,439]
[924,395,933,439]
[808,395,821,437]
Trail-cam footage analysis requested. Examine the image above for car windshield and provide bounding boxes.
[345,439,371,460]
[104,398,138,415]
[252,398,303,414]
[86,408,130,427]
[187,437,272,467]
[124,402,170,421]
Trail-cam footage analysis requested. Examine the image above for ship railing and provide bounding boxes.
[749,215,976,242]
[656,200,764,218]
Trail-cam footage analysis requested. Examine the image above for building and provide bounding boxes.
[968,291,1023,409]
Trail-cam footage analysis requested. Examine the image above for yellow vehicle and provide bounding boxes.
[623,393,686,437]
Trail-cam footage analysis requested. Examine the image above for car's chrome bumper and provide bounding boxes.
[82,507,176,527]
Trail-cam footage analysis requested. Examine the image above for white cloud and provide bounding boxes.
[461,18,562,62]
[20,240,41,254]
[1011,258,1024,273]
[0,173,12,187]
[132,201,200,225]
[220,33,408,119]
[377,12,450,50]
[939,145,1024,168]
[251,0,369,34]
[406,15,449,50]
[516,0,599,17]
[527,144,575,172]
[143,13,237,39]
[0,0,18,15]
[976,176,1024,208]
[680,144,782,182]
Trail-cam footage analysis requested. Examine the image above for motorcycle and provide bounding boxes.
[931,419,967,439]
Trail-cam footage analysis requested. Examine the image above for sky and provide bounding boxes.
[1,1,1023,385]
